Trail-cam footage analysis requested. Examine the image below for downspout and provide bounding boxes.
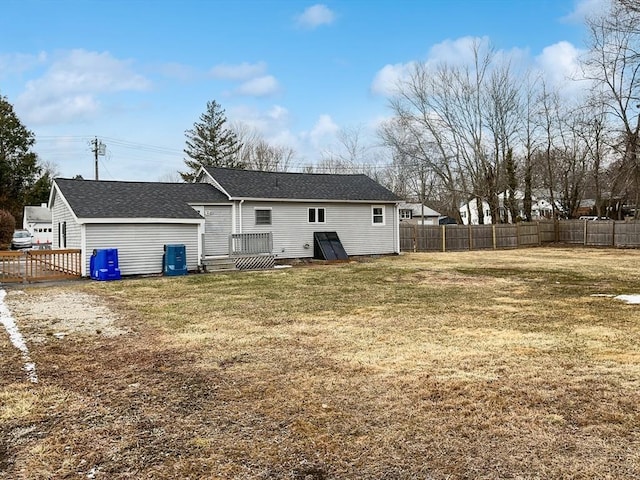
[238,200,244,234]
[80,223,87,277]
[395,203,400,254]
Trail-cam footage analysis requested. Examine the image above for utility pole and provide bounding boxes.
[92,137,106,180]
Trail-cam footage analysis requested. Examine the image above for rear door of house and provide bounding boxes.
[197,206,232,257]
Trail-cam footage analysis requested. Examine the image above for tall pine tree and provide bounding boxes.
[181,100,243,181]
[0,94,40,223]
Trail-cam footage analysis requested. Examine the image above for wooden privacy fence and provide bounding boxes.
[400,220,640,252]
[0,249,82,283]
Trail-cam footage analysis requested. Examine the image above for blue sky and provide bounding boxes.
[0,0,602,181]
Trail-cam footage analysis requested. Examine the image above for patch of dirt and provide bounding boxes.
[3,289,128,342]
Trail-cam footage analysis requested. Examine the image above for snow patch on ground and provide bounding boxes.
[0,288,38,383]
[591,293,640,305]
[614,294,640,305]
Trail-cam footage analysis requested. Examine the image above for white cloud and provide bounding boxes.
[0,52,47,78]
[371,35,585,100]
[210,61,267,80]
[370,62,416,96]
[230,104,291,138]
[535,41,587,93]
[370,36,492,96]
[16,49,150,125]
[307,114,339,147]
[234,75,280,97]
[427,36,492,65]
[562,0,609,23]
[267,105,289,122]
[295,4,336,29]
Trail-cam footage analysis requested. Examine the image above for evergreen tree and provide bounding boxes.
[0,94,40,223]
[181,100,244,181]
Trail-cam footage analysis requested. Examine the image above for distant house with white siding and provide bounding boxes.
[459,191,556,225]
[23,204,53,247]
[398,202,441,225]
[49,167,401,276]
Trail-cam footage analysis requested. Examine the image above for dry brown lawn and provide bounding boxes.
[2,247,640,479]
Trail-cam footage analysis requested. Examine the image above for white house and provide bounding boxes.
[23,204,53,247]
[398,202,441,225]
[459,191,556,225]
[49,167,401,276]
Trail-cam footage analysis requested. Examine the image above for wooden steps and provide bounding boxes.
[201,257,237,273]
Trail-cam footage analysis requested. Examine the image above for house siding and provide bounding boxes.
[51,191,81,249]
[84,223,200,276]
[200,205,232,256]
[239,201,397,258]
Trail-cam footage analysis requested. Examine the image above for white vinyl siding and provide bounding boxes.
[239,201,396,258]
[51,191,81,249]
[198,205,232,257]
[255,208,272,225]
[84,223,199,276]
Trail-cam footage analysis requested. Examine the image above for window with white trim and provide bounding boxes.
[399,209,412,220]
[308,207,325,223]
[372,205,385,225]
[255,209,272,225]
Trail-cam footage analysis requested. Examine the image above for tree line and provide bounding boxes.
[375,0,640,222]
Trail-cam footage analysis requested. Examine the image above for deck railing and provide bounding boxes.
[229,232,273,257]
[0,249,82,283]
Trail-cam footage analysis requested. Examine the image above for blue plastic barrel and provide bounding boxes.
[90,248,121,281]
[163,244,187,276]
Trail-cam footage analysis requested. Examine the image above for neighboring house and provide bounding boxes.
[23,204,53,246]
[50,167,401,277]
[459,191,556,225]
[398,202,441,225]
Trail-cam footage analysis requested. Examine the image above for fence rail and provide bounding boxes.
[400,220,640,253]
[229,232,273,257]
[0,249,82,283]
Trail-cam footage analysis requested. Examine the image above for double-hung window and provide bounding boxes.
[255,209,272,226]
[372,206,385,225]
[308,207,325,224]
[399,209,412,220]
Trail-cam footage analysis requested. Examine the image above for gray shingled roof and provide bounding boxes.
[203,166,400,202]
[54,178,229,219]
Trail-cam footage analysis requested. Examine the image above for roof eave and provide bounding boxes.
[228,196,399,203]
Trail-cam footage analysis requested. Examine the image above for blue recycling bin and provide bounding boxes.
[163,244,187,276]
[90,248,121,281]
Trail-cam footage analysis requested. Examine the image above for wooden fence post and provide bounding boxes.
[412,224,417,253]
[612,221,616,247]
[584,220,588,246]
[442,225,446,253]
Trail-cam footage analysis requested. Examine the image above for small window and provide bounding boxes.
[372,206,385,225]
[399,209,412,220]
[255,209,272,226]
[308,207,325,223]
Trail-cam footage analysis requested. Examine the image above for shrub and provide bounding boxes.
[0,209,16,249]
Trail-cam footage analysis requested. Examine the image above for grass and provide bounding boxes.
[2,247,640,479]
